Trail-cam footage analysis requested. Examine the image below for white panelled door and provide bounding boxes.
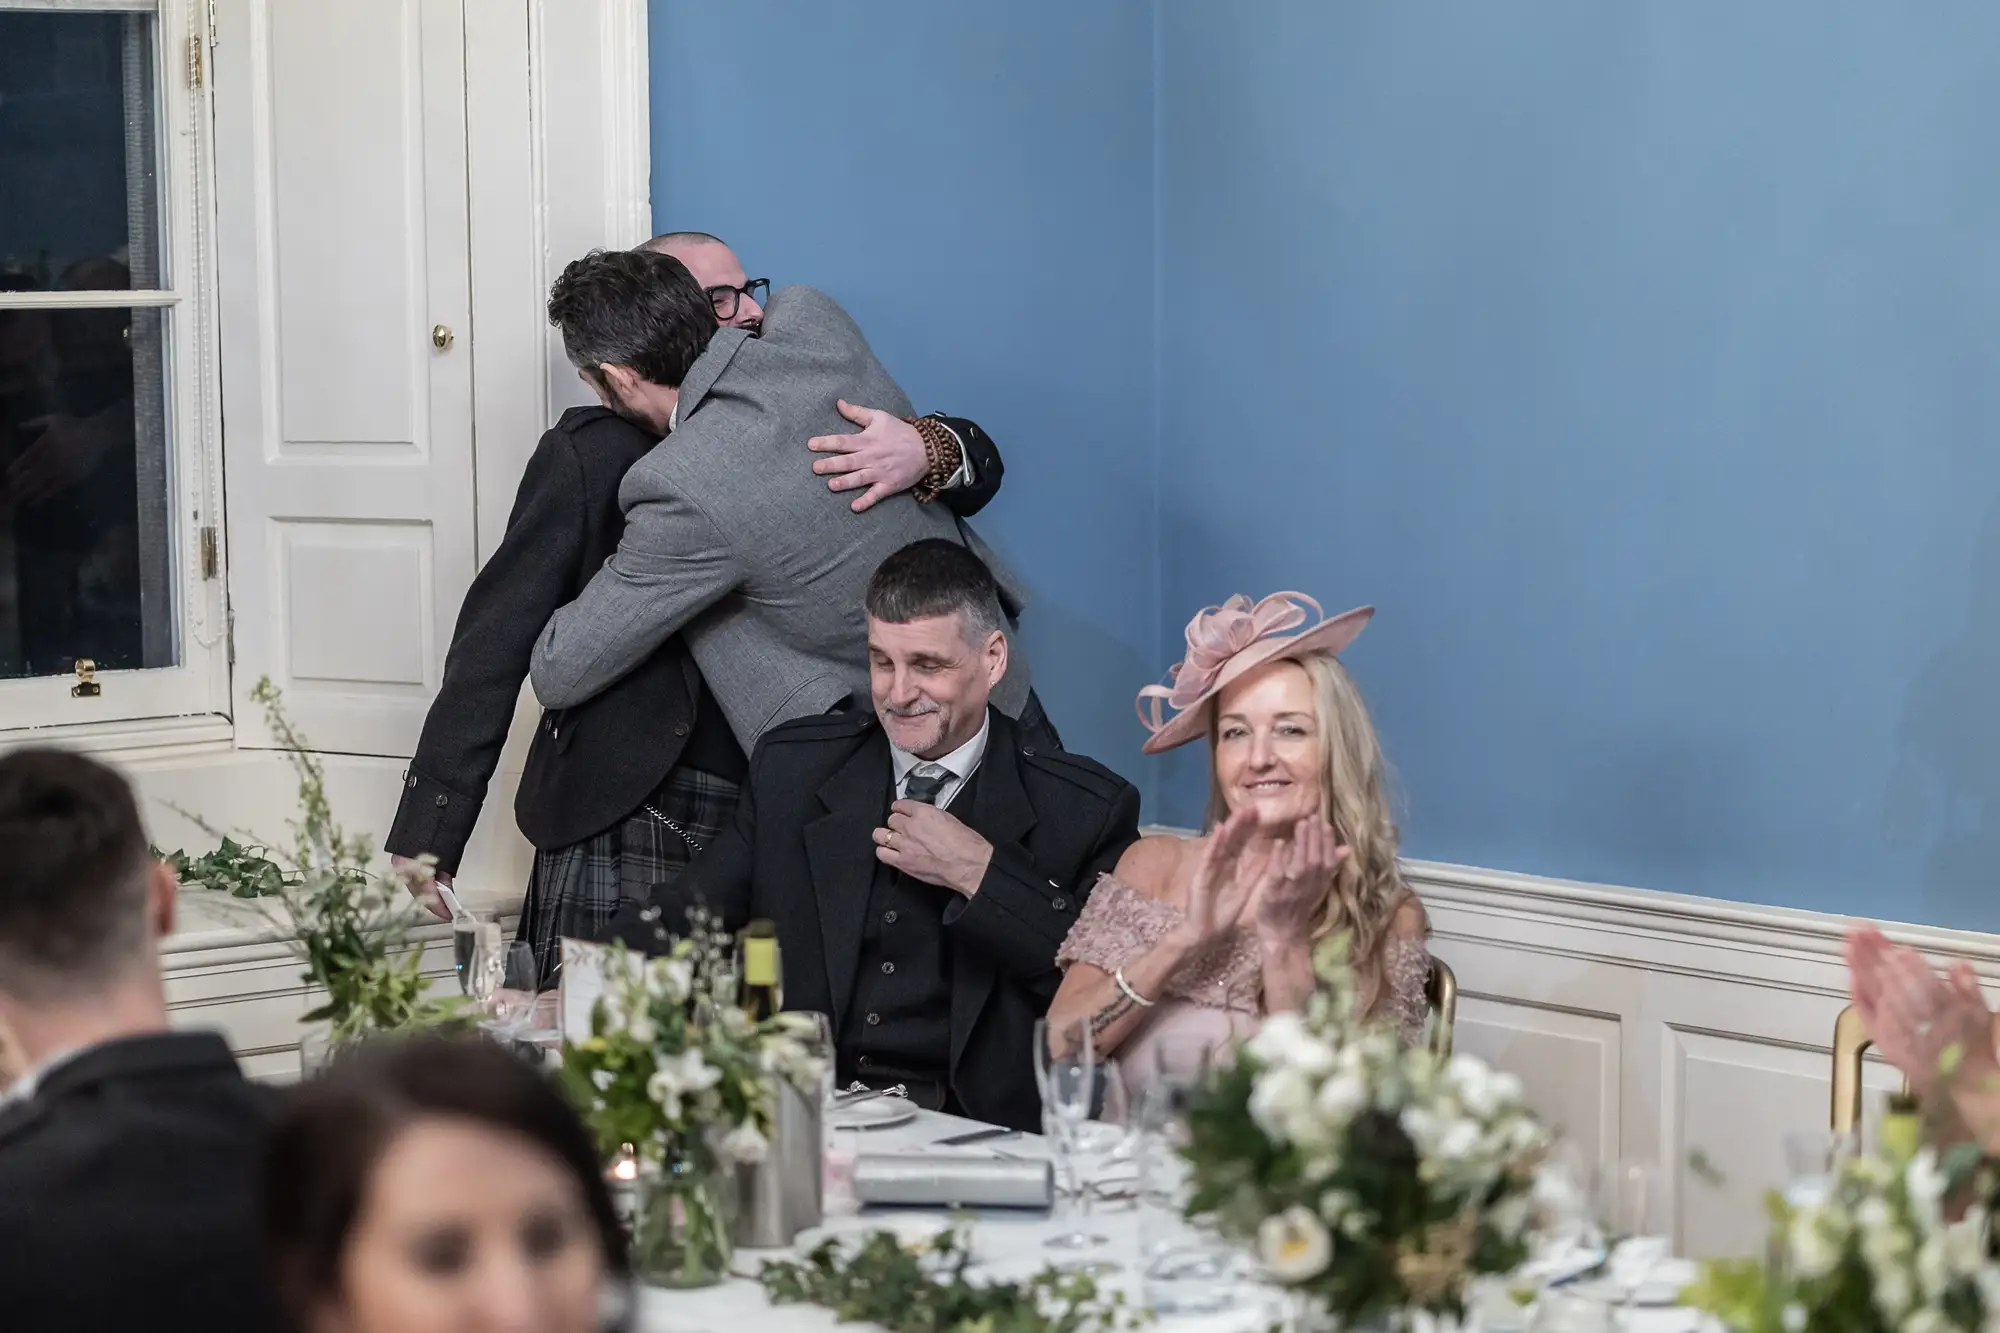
[212,0,477,756]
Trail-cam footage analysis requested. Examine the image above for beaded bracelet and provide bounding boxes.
[908,416,965,502]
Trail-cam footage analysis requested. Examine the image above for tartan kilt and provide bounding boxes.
[515,764,740,989]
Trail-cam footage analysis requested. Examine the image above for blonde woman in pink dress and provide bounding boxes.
[1046,593,1431,1092]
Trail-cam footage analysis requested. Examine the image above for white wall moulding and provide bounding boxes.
[164,892,520,1082]
[1410,856,1980,1261]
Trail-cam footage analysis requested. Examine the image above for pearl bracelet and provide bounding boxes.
[1113,966,1155,1008]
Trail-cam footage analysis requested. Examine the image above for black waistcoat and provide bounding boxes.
[834,767,985,1082]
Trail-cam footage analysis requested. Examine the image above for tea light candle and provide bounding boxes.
[606,1143,640,1230]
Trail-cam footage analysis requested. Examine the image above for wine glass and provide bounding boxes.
[1034,1017,1112,1261]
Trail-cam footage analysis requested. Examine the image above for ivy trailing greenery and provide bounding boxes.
[154,836,288,898]
[758,1230,1145,1333]
[167,677,468,1045]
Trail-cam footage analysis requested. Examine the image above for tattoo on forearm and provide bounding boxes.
[1087,993,1136,1038]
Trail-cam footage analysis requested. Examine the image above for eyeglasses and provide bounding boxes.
[706,278,769,320]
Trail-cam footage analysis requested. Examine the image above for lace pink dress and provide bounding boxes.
[1056,873,1432,1100]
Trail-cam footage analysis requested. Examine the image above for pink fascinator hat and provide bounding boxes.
[1136,592,1373,755]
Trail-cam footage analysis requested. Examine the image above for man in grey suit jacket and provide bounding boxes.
[530,255,1041,752]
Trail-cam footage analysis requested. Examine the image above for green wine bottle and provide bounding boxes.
[738,919,783,1022]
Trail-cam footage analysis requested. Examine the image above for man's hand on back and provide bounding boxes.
[808,399,928,512]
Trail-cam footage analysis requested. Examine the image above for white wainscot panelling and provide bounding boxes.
[1454,994,1619,1171]
[276,519,435,690]
[164,892,517,1083]
[1411,857,1996,1259]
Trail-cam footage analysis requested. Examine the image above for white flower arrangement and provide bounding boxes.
[1181,938,1550,1326]
[559,935,825,1172]
[1687,1129,2000,1333]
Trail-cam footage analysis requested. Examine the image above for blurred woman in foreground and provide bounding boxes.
[263,1036,629,1333]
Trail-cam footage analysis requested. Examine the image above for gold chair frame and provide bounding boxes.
[1830,1003,1873,1136]
[1427,957,1458,1059]
[1829,1004,1989,1133]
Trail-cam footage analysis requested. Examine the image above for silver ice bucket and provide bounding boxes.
[733,1075,823,1248]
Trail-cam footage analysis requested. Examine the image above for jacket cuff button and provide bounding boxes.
[435,794,449,808]
[1052,897,1067,911]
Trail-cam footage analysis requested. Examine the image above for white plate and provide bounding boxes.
[828,1097,918,1131]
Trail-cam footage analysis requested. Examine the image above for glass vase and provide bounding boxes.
[630,1149,737,1288]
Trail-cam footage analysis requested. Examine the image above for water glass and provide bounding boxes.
[466,921,507,1009]
[1783,1129,1853,1208]
[1034,1017,1111,1259]
[483,940,539,1036]
[453,909,493,996]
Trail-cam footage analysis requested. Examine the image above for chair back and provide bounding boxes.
[1427,956,1458,1059]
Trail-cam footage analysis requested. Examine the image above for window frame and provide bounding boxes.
[0,0,230,748]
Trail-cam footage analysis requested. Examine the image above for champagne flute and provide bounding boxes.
[466,921,506,1013]
[1590,1160,1667,1323]
[453,909,492,997]
[1035,1017,1112,1263]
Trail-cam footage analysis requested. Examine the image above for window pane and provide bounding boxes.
[0,9,159,293]
[0,304,175,676]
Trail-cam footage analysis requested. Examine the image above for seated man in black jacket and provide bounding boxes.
[0,749,275,1333]
[387,247,1043,988]
[611,541,1138,1131]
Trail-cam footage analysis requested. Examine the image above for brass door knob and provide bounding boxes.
[431,324,454,350]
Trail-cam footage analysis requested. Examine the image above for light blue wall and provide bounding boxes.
[653,3,2000,929]
[1157,2,2000,928]
[650,0,1162,790]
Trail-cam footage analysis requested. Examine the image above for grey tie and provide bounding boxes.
[904,764,952,806]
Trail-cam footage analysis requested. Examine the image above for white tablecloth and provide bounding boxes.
[634,1110,1710,1333]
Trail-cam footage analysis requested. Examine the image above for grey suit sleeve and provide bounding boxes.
[528,483,740,708]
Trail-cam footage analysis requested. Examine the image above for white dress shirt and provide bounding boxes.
[0,1042,88,1110]
[889,712,990,812]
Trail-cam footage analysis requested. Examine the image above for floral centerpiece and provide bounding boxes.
[1685,1130,2000,1333]
[158,678,467,1052]
[559,921,826,1288]
[1181,939,1550,1330]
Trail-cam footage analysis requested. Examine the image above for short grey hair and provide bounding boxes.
[865,539,1005,643]
[639,230,726,255]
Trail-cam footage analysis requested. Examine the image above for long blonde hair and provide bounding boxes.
[1204,652,1408,1015]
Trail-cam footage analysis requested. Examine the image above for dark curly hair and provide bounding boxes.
[546,247,716,388]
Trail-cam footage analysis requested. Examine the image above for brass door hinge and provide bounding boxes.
[187,33,203,89]
[199,526,218,580]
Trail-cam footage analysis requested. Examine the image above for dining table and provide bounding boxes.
[632,1107,1713,1333]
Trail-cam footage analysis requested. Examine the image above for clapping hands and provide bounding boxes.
[1172,809,1350,951]
[1846,924,1996,1097]
[1252,815,1349,944]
